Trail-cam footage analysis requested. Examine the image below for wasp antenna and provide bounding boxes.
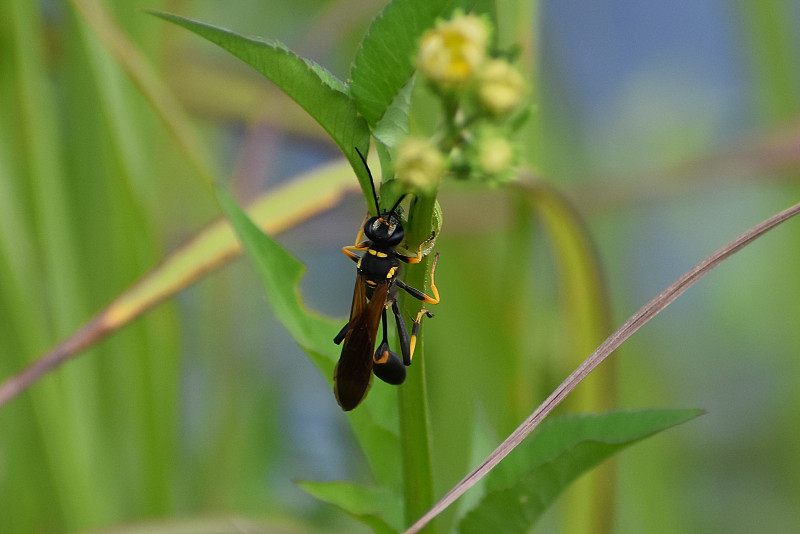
[355,147,380,215]
[389,193,408,215]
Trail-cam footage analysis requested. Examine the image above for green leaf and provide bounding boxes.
[350,0,491,127]
[215,187,404,489]
[458,409,704,534]
[372,76,414,184]
[149,11,372,205]
[298,480,403,534]
[372,76,414,154]
[216,187,336,359]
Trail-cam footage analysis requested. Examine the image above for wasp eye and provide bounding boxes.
[364,214,404,245]
[364,216,380,236]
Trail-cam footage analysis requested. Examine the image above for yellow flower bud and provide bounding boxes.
[417,14,489,90]
[477,59,525,115]
[478,136,514,176]
[394,138,444,192]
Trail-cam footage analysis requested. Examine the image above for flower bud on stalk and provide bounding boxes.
[394,138,445,194]
[477,59,526,116]
[478,136,515,179]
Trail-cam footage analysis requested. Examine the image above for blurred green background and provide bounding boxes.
[1,0,799,533]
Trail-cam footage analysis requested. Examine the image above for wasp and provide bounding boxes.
[333,149,440,411]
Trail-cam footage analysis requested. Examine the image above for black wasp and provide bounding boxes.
[333,148,440,411]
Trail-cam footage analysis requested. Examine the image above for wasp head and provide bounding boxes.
[364,212,404,246]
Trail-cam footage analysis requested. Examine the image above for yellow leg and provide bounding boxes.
[408,308,435,361]
[396,252,440,305]
[341,214,370,261]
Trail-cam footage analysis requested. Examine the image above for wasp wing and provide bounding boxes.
[334,274,389,411]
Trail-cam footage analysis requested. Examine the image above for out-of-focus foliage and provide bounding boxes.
[1,1,799,533]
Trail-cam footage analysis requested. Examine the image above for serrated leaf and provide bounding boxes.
[149,11,372,203]
[350,0,492,127]
[458,409,704,534]
[298,480,403,534]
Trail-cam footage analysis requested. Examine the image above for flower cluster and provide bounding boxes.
[395,12,527,190]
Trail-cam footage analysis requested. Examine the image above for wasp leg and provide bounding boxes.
[395,252,440,305]
[409,308,435,362]
[398,249,424,264]
[352,214,368,245]
[342,242,369,263]
[390,300,435,366]
[341,215,371,262]
[397,232,437,264]
[379,308,389,346]
[391,300,411,365]
[392,252,440,363]
[333,321,349,345]
[373,308,406,385]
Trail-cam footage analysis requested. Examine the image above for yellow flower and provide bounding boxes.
[417,14,489,90]
[394,138,444,192]
[477,59,525,115]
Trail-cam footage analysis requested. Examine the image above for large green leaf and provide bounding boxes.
[215,187,403,488]
[457,409,704,534]
[298,480,403,534]
[216,187,336,360]
[149,12,372,201]
[350,0,494,128]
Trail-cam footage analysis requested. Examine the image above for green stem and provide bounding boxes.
[397,193,438,532]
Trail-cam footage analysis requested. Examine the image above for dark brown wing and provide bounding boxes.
[334,274,390,411]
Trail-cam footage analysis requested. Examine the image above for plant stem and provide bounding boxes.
[397,193,438,532]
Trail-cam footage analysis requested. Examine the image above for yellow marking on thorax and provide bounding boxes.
[368,249,389,258]
[386,266,398,278]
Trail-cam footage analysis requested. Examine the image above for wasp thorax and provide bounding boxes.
[365,214,404,246]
